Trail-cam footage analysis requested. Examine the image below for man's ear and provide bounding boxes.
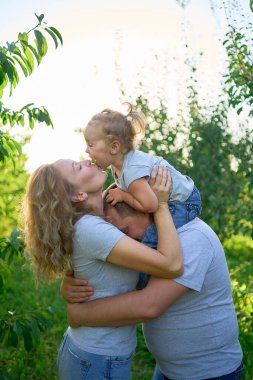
[110,140,121,155]
[71,192,88,203]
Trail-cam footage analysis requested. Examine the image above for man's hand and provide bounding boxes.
[60,269,94,303]
[106,187,126,205]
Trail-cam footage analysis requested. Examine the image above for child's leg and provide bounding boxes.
[141,223,158,249]
[141,186,201,247]
[169,186,202,229]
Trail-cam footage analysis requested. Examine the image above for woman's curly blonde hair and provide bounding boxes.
[22,164,76,283]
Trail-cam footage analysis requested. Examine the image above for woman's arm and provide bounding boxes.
[106,166,183,279]
[67,277,188,327]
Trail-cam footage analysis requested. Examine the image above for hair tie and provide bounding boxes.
[126,115,132,123]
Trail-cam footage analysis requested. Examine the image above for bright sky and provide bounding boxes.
[1,0,252,171]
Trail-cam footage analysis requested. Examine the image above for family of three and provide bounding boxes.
[23,106,243,380]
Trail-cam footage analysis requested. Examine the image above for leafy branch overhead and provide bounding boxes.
[0,14,63,164]
[0,13,62,98]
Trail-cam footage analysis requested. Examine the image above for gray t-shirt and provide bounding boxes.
[68,215,139,356]
[143,218,242,380]
[113,149,194,202]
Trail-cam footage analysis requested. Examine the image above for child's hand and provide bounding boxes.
[106,187,126,205]
[149,165,171,205]
[102,183,117,199]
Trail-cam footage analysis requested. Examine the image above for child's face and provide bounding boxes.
[84,126,112,169]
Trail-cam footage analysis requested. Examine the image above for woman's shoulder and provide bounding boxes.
[74,214,125,256]
[76,214,109,229]
[75,214,123,237]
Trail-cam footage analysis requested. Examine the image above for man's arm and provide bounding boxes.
[67,277,188,328]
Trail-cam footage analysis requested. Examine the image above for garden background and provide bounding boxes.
[0,0,253,379]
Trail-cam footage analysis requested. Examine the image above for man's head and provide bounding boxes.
[104,199,152,241]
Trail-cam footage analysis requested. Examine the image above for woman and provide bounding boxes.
[23,159,182,380]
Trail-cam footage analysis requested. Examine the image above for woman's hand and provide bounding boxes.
[149,165,171,205]
[60,269,94,303]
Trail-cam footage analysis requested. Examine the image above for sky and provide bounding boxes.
[1,0,252,171]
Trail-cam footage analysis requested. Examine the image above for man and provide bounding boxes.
[61,201,243,380]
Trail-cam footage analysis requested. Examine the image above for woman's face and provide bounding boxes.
[54,159,107,194]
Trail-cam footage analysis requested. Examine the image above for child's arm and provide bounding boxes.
[106,177,159,212]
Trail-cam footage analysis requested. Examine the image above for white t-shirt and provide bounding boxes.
[68,214,139,356]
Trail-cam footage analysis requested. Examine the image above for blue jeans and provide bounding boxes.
[152,362,243,380]
[142,186,201,250]
[57,333,133,380]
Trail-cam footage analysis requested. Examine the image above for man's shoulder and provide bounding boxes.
[178,218,210,233]
[178,218,217,243]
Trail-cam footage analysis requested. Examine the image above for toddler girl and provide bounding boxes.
[84,105,201,237]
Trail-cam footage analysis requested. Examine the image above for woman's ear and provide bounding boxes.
[71,192,88,203]
[110,140,121,155]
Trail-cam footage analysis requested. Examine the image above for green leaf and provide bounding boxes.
[28,112,35,129]
[21,42,35,73]
[250,0,253,12]
[45,27,58,48]
[19,102,34,111]
[22,325,34,352]
[1,59,19,95]
[12,140,22,154]
[5,138,16,153]
[13,321,23,339]
[34,30,48,59]
[0,66,8,98]
[18,32,28,42]
[0,145,9,161]
[26,43,40,66]
[47,26,63,45]
[12,56,28,77]
[6,328,18,348]
[35,13,44,24]
[7,42,21,54]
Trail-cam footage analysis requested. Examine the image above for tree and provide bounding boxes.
[175,0,253,116]
[0,149,28,237]
[136,94,253,239]
[0,15,63,376]
[222,0,253,116]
